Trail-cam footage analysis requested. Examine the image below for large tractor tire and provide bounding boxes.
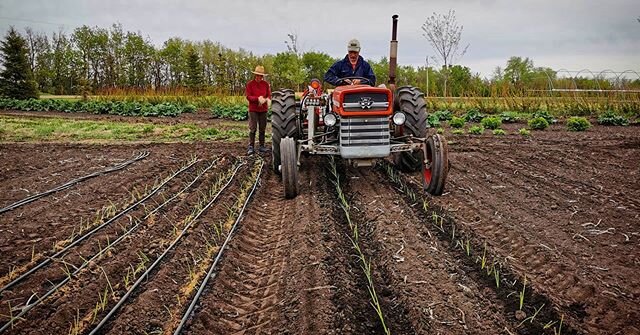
[393,86,428,172]
[423,134,449,196]
[280,137,299,199]
[271,89,298,174]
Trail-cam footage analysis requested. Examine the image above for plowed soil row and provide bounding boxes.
[0,121,637,335]
[408,125,640,334]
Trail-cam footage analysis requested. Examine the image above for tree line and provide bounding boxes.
[1,24,638,98]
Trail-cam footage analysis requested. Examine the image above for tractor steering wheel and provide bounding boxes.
[336,76,372,86]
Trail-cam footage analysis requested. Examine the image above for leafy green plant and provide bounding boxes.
[532,110,556,124]
[518,128,531,136]
[436,127,444,134]
[499,111,522,123]
[463,109,485,123]
[481,117,502,130]
[528,117,549,130]
[433,110,453,121]
[468,125,484,135]
[597,110,629,126]
[492,129,506,136]
[451,129,465,135]
[448,116,466,128]
[427,114,441,128]
[566,117,591,131]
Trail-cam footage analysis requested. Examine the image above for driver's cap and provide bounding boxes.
[347,39,361,52]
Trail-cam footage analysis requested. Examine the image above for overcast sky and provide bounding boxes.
[1,0,638,78]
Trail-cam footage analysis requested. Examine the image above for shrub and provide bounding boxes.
[499,111,521,123]
[468,125,484,135]
[532,110,556,124]
[427,114,441,128]
[597,110,629,126]
[528,117,549,130]
[481,117,502,130]
[518,128,531,136]
[451,129,465,135]
[464,109,485,123]
[566,117,591,131]
[433,110,453,121]
[448,116,466,128]
[493,129,506,136]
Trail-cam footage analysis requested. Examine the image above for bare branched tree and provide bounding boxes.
[421,9,469,96]
[285,33,299,55]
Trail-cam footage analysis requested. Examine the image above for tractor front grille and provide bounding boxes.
[342,92,389,112]
[339,116,390,159]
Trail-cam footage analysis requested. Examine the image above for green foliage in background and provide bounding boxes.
[566,117,591,131]
[480,116,502,130]
[597,110,629,126]
[528,117,549,130]
[448,116,466,128]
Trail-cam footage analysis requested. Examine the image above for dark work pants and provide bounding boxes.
[248,111,267,148]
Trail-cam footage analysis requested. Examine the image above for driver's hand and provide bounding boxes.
[352,79,361,85]
[343,79,352,85]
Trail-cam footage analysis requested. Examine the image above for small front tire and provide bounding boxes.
[280,137,299,199]
[423,134,449,196]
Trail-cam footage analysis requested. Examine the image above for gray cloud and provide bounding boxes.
[1,0,638,77]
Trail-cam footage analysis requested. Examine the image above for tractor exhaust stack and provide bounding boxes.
[388,14,399,88]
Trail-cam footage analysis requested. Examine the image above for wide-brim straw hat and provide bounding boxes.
[252,65,267,76]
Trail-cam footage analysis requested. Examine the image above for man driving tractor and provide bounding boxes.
[324,39,377,86]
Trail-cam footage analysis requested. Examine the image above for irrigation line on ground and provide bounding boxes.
[0,157,219,334]
[0,157,198,294]
[173,159,264,335]
[0,151,150,214]
[87,162,245,335]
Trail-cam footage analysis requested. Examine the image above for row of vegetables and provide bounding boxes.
[0,98,249,120]
[0,98,633,128]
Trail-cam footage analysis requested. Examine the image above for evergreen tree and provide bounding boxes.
[185,46,203,92]
[0,27,38,99]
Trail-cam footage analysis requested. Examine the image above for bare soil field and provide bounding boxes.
[0,111,638,334]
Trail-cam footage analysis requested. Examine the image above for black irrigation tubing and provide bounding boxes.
[0,151,150,214]
[88,162,245,335]
[0,157,198,295]
[0,157,218,334]
[173,159,263,335]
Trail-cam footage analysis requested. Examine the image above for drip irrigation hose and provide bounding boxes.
[0,151,150,214]
[0,157,218,333]
[173,159,263,335]
[0,157,198,295]
[87,162,245,335]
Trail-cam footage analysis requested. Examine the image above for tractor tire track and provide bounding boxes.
[186,160,338,335]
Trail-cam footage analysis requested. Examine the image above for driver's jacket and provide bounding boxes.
[324,55,376,86]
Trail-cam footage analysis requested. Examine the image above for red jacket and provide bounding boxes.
[245,79,271,112]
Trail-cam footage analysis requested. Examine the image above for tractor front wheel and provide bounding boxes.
[271,89,298,174]
[280,137,299,199]
[423,134,449,196]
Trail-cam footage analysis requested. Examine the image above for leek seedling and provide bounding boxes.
[519,276,526,311]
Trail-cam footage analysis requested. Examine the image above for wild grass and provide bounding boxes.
[0,116,248,142]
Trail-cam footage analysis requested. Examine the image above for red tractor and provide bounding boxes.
[271,15,449,199]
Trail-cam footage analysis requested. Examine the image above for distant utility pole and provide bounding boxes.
[425,56,429,98]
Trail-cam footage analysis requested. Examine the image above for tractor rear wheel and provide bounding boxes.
[393,86,428,172]
[423,134,449,196]
[271,89,298,174]
[280,137,299,199]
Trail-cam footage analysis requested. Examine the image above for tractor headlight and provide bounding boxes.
[392,112,406,126]
[324,113,337,127]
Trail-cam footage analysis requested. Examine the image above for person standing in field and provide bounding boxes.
[245,65,271,155]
